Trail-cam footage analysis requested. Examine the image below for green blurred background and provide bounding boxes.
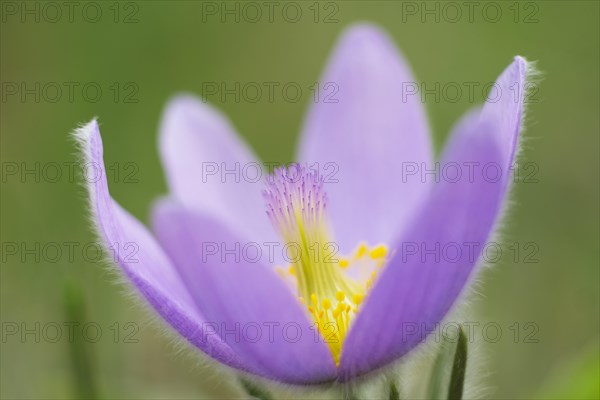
[1,1,598,398]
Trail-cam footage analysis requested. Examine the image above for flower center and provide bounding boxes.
[263,164,389,364]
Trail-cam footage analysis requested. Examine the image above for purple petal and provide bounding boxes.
[159,95,277,245]
[339,57,528,380]
[297,24,433,252]
[152,200,337,384]
[480,56,528,171]
[75,120,251,373]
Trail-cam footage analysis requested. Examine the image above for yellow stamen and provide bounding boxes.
[264,166,390,365]
[353,293,365,305]
[355,242,368,258]
[369,244,388,259]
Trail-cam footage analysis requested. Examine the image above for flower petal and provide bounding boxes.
[297,24,433,252]
[480,56,528,170]
[152,200,337,384]
[339,57,528,380]
[159,95,277,244]
[75,120,250,373]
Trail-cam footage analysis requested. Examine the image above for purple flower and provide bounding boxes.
[75,25,529,385]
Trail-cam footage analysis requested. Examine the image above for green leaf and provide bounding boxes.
[389,381,400,400]
[427,338,453,399]
[427,326,468,400]
[239,378,273,400]
[447,327,468,400]
[63,281,97,399]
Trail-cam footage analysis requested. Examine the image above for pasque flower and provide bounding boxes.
[76,25,529,384]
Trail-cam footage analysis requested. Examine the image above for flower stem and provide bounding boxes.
[64,280,97,399]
